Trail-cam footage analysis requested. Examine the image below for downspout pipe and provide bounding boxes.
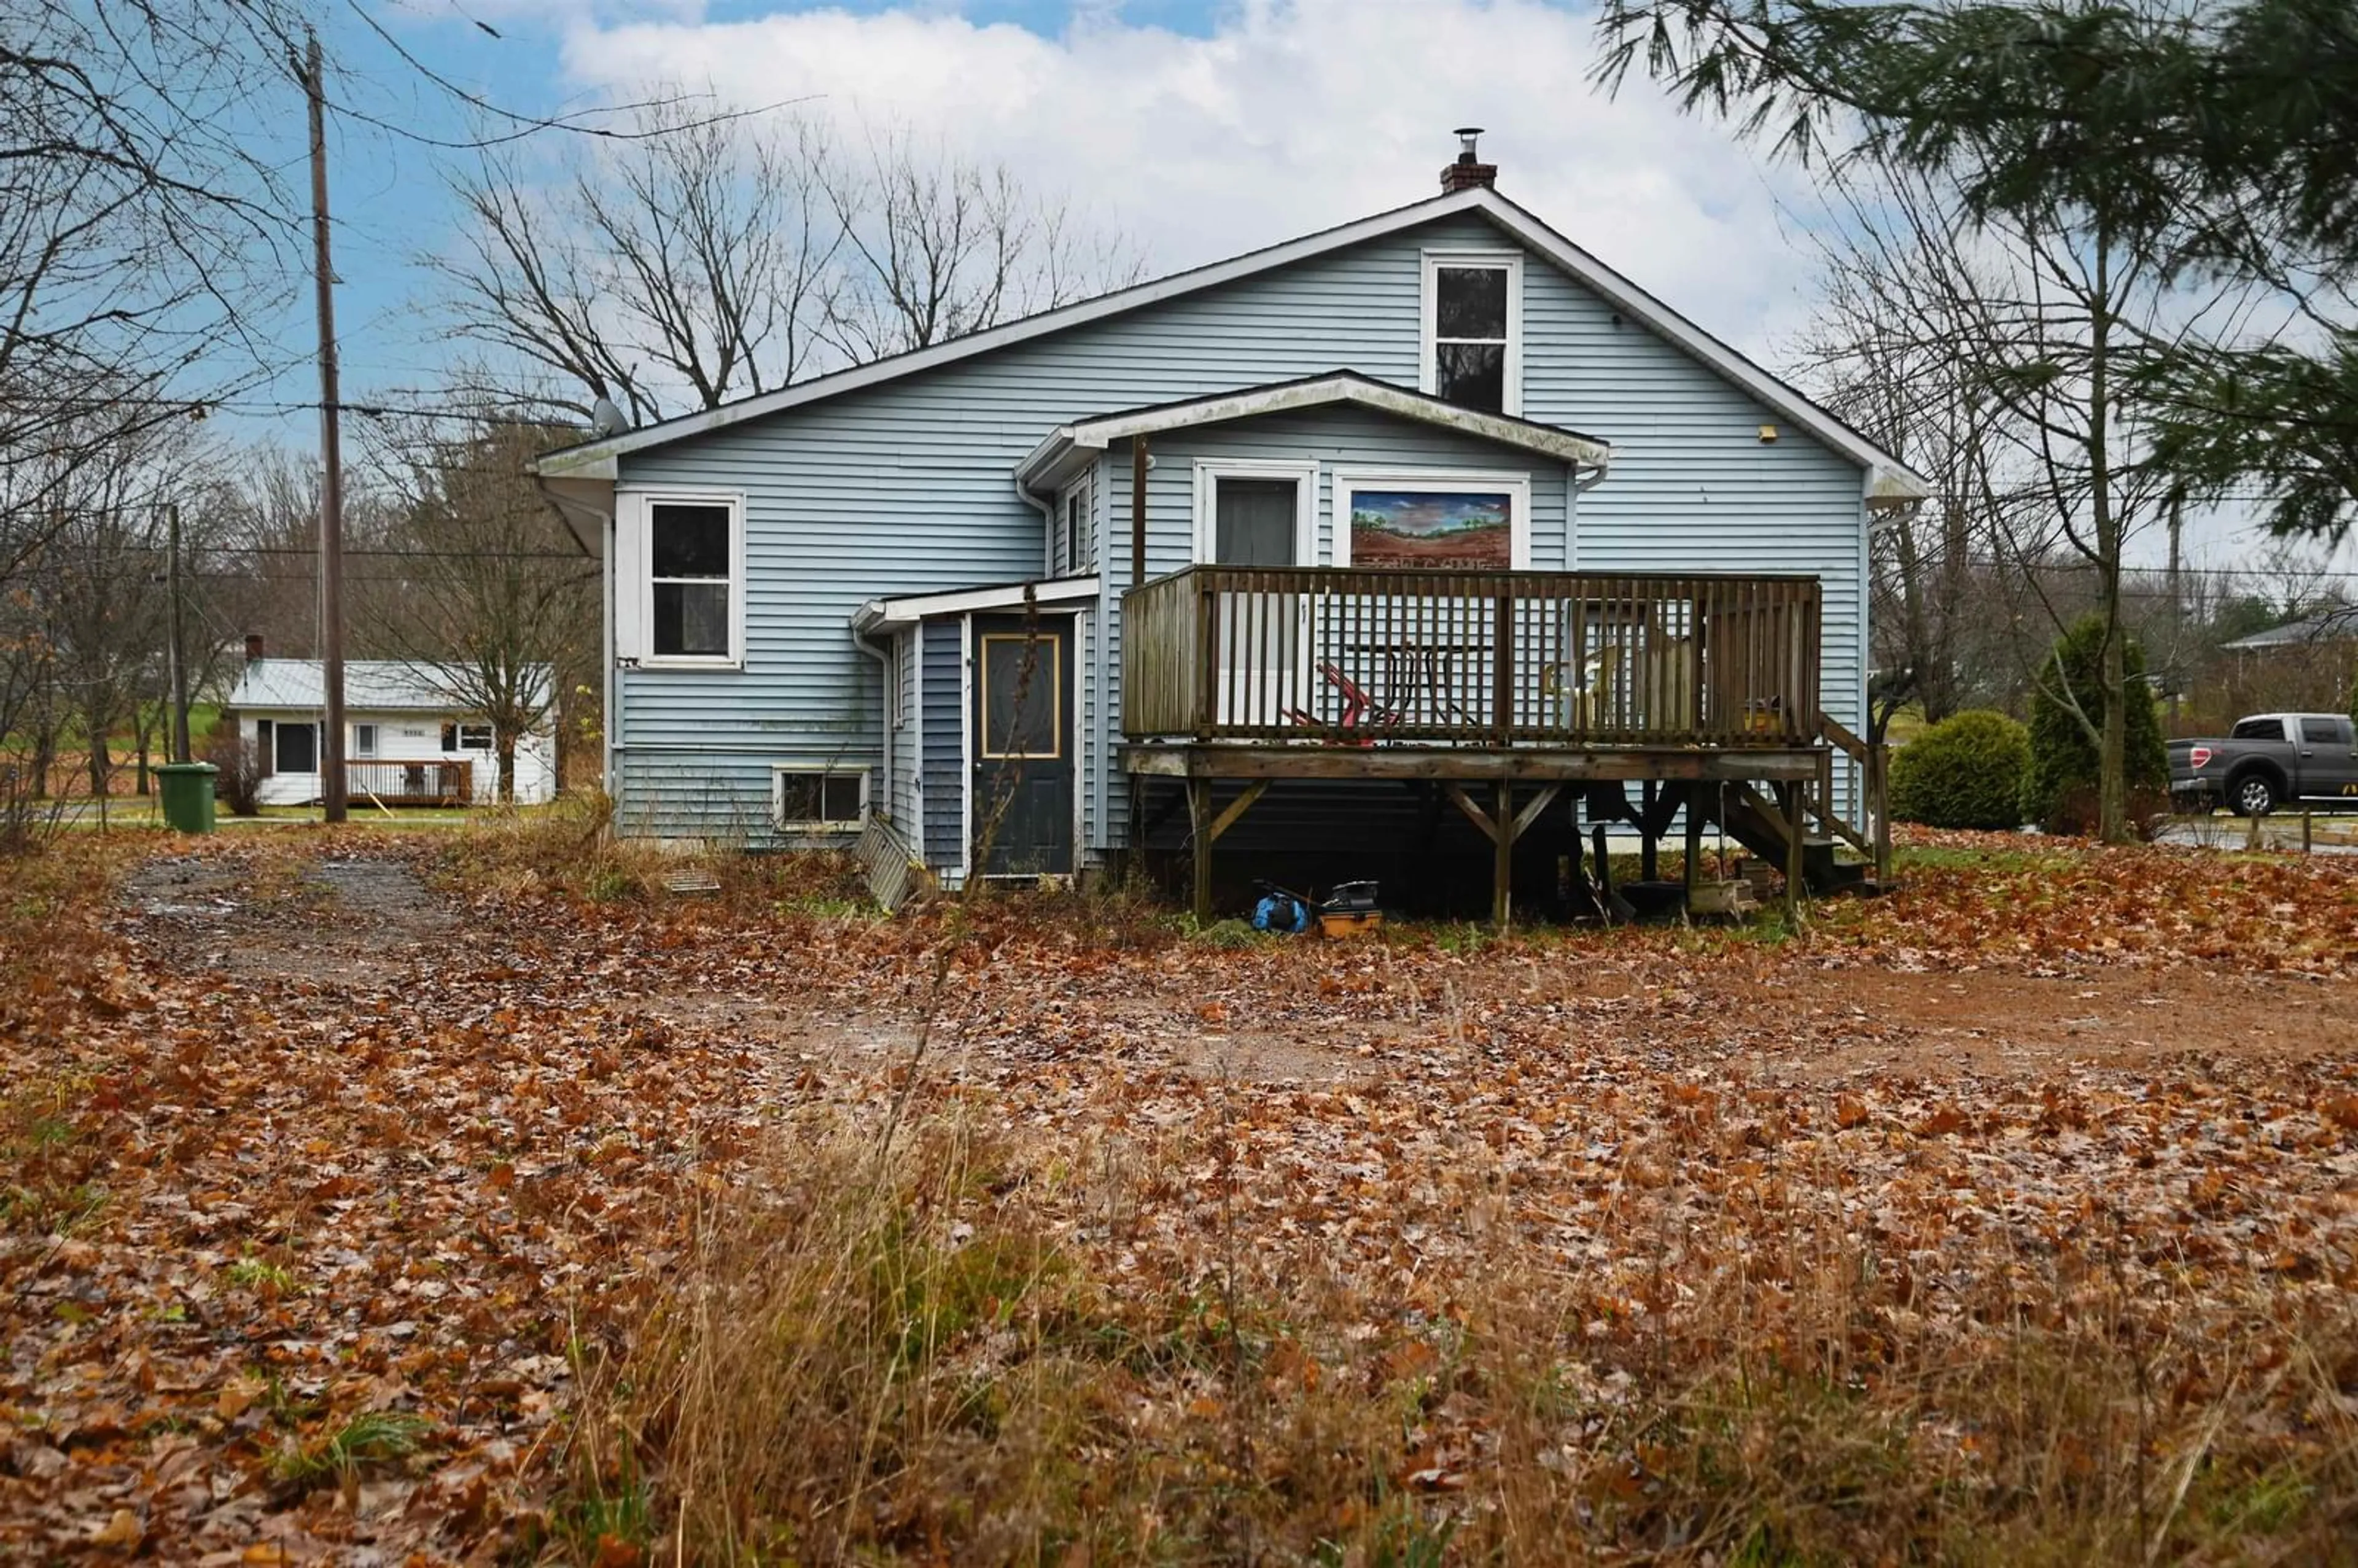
[852,623,893,827]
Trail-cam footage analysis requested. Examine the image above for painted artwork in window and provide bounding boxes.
[1347,491,1513,569]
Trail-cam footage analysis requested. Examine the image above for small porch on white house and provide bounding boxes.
[1118,564,1885,925]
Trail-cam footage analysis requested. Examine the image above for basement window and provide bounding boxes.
[774,766,866,831]
[1421,250,1523,415]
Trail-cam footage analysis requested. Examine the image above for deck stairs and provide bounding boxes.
[1714,782,1878,897]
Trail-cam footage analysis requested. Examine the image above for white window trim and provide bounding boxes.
[1420,249,1524,417]
[1190,458,1319,566]
[1331,467,1533,569]
[623,487,747,670]
[1058,475,1091,576]
[772,764,869,832]
[351,722,378,758]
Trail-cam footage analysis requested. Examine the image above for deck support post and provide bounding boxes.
[1781,779,1806,921]
[1187,776,1212,923]
[1493,778,1514,930]
[1639,780,1660,882]
[1683,782,1705,904]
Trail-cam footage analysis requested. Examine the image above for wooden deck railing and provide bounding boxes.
[345,759,473,807]
[1121,565,1822,747]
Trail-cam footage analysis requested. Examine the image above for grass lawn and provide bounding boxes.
[3,821,2355,1563]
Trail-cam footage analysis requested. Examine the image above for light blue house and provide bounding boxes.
[537,144,1926,920]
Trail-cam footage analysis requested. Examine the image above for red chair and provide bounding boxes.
[1285,661,1403,744]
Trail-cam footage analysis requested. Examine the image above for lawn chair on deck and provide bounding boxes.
[1285,660,1404,745]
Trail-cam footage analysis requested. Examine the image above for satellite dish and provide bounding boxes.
[588,396,630,438]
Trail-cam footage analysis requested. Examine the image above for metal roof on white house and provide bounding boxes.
[221,659,552,713]
[2219,605,2358,651]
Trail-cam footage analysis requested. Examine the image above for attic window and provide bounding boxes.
[1421,251,1522,415]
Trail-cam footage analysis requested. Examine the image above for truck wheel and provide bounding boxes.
[2233,773,2278,818]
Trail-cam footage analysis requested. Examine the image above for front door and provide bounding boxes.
[971,615,1075,876]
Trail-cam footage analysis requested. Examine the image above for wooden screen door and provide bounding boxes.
[971,615,1075,877]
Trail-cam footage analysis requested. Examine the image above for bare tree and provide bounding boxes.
[814,123,1143,362]
[362,409,595,801]
[1806,161,2254,839]
[2,2,305,589]
[432,106,1144,419]
[1796,254,2036,729]
[430,101,842,426]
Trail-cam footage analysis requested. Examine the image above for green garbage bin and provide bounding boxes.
[155,761,219,834]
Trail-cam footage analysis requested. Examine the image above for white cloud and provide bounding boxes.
[548,0,1823,354]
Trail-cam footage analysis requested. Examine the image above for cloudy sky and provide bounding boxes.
[319,0,1812,399]
[289,0,2324,573]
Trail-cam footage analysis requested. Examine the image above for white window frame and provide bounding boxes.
[621,488,747,670]
[1420,249,1524,417]
[1189,458,1319,565]
[1331,467,1533,569]
[455,722,494,751]
[887,635,910,730]
[1060,481,1089,576]
[772,764,869,832]
[351,721,378,758]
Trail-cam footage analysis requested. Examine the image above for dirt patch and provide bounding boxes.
[117,849,455,986]
[1727,963,2358,1082]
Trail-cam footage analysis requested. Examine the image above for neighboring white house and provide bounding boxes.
[219,657,559,807]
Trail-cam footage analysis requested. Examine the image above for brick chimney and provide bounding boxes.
[1440,126,1496,192]
[244,632,265,666]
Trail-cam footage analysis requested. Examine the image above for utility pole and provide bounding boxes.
[2165,488,2184,732]
[165,502,190,764]
[305,29,348,821]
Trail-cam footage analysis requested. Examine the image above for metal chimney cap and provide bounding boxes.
[1453,126,1485,161]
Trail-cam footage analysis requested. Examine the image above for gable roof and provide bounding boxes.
[535,184,1929,503]
[224,659,552,714]
[1012,371,1611,496]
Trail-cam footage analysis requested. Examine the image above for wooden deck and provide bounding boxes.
[1118,566,1881,925]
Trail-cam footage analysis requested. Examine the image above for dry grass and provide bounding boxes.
[545,1107,2358,1566]
[434,791,874,915]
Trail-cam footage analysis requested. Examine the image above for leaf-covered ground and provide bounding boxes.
[2,828,2354,1562]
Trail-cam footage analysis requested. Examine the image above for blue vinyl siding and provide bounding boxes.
[920,618,963,868]
[611,209,1872,852]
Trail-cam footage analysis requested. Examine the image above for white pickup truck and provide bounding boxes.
[2168,712,2358,816]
